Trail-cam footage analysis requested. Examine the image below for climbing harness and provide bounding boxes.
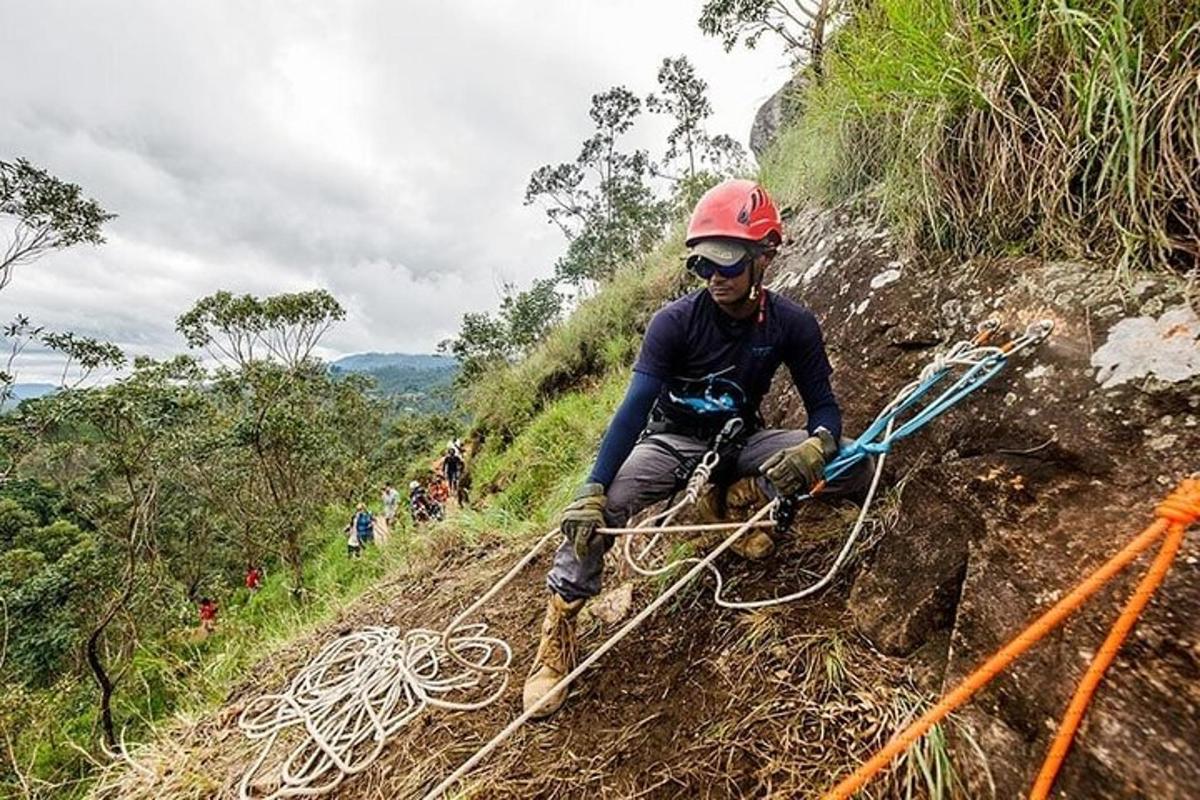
[821,477,1200,800]
[236,319,1052,800]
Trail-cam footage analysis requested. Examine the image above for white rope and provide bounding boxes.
[236,529,559,799]
[236,321,1052,799]
[418,503,778,800]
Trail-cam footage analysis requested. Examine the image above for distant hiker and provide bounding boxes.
[346,526,362,558]
[523,180,875,718]
[381,483,400,525]
[443,441,464,491]
[408,480,426,522]
[409,480,443,523]
[349,503,375,547]
[456,468,471,509]
[245,565,262,592]
[198,597,218,633]
[429,476,450,505]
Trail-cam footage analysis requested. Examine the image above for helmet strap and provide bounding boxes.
[749,260,767,324]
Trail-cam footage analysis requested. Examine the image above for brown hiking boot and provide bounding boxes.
[692,479,775,559]
[729,529,775,560]
[523,593,584,718]
[723,477,775,560]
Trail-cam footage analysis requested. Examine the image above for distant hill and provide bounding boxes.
[329,353,457,413]
[7,383,56,401]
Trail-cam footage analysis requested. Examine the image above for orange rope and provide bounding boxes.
[821,478,1200,800]
[1028,480,1200,797]
[1028,523,1184,798]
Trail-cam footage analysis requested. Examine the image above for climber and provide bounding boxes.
[410,480,442,523]
[523,179,876,718]
[443,440,464,492]
[198,597,218,633]
[244,564,262,592]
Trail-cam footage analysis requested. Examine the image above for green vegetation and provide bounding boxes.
[759,0,1200,273]
[2,505,425,799]
[3,3,1192,796]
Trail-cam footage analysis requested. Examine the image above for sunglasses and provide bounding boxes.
[688,254,753,280]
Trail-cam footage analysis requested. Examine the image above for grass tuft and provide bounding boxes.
[762,0,1200,274]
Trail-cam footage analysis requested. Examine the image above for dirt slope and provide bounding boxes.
[100,200,1198,800]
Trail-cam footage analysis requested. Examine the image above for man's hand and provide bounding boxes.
[760,429,837,496]
[561,482,607,560]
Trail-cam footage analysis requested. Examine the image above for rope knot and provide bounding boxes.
[1155,478,1200,527]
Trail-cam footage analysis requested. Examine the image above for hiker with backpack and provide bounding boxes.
[347,503,375,548]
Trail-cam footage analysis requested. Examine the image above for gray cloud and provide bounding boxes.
[1,0,788,381]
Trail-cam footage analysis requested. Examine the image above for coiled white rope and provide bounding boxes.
[236,529,559,799]
[237,321,1052,799]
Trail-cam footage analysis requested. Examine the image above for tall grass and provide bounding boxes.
[762,0,1200,274]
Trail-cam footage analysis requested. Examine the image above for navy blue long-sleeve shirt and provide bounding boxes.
[588,289,842,487]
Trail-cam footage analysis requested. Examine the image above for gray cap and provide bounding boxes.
[687,238,749,266]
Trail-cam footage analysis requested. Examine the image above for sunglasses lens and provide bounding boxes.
[691,259,717,279]
[690,256,749,280]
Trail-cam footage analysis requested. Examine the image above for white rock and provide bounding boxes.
[869,268,902,290]
[1147,434,1178,451]
[1091,306,1200,388]
[802,260,827,286]
[1024,365,1054,380]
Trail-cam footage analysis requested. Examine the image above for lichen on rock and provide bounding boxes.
[1091,306,1200,389]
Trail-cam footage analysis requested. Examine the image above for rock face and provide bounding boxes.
[762,200,1200,798]
[847,470,980,656]
[749,73,808,159]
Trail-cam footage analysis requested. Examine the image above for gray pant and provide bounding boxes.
[546,428,875,602]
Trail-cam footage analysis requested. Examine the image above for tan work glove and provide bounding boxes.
[561,482,607,560]
[759,429,837,496]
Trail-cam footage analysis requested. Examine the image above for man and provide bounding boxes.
[381,483,400,525]
[443,440,464,492]
[350,503,374,547]
[523,179,874,717]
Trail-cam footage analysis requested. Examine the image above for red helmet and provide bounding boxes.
[685,179,782,247]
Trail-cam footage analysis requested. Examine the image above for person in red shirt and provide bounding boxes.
[198,597,218,633]
[245,566,262,592]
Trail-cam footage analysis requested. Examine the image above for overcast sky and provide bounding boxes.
[1,1,788,381]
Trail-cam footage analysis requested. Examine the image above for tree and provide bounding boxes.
[0,316,42,412]
[698,0,837,75]
[500,278,563,352]
[439,279,563,381]
[0,323,125,487]
[647,56,714,182]
[645,56,749,214]
[177,289,365,597]
[526,87,670,285]
[176,289,345,370]
[438,310,509,383]
[0,158,114,292]
[29,356,209,748]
